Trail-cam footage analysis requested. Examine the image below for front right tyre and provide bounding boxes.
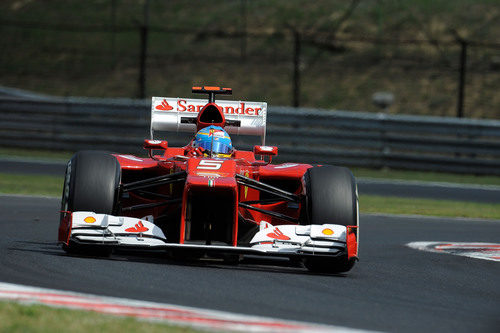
[302,165,359,273]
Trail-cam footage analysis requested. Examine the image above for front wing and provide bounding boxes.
[60,212,358,260]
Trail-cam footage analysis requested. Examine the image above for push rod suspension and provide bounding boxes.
[121,171,186,192]
[235,174,300,202]
[135,189,175,200]
[122,198,182,212]
[240,198,284,205]
[238,202,298,223]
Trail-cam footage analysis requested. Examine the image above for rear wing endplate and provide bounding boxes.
[151,97,267,144]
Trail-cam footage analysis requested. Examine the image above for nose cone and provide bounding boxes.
[187,158,236,189]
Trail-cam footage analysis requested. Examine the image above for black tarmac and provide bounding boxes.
[0,195,499,332]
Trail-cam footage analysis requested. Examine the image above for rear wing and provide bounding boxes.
[151,97,267,144]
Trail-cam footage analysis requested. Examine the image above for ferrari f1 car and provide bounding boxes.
[58,86,359,273]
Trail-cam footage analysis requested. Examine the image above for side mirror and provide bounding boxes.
[254,145,278,157]
[144,139,168,150]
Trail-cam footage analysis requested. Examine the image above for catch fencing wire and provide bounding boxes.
[1,20,499,118]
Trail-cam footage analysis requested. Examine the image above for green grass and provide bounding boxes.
[360,194,500,220]
[0,147,73,162]
[0,301,200,333]
[1,0,499,118]
[351,167,500,186]
[0,173,63,197]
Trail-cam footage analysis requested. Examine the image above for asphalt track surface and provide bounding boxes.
[1,158,499,203]
[1,195,499,332]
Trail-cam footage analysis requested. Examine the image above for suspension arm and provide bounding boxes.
[121,171,186,192]
[121,198,182,212]
[235,174,300,202]
[239,202,299,223]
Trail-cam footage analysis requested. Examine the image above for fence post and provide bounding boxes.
[138,0,150,99]
[457,40,467,118]
[240,0,247,61]
[110,0,117,66]
[138,25,148,99]
[292,31,301,107]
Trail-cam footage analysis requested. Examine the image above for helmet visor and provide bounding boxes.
[197,140,232,154]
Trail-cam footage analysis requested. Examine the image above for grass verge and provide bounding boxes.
[351,167,500,187]
[0,301,200,333]
[360,194,500,220]
[0,174,63,197]
[1,172,498,220]
[0,147,73,162]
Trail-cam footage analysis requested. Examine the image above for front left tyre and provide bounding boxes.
[60,150,121,256]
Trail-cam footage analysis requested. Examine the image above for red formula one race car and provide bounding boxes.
[58,87,359,273]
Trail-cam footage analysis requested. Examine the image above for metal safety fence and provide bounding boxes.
[1,96,499,175]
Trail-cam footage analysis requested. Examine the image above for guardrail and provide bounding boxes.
[1,96,499,175]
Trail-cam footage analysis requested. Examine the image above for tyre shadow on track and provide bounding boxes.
[8,242,351,277]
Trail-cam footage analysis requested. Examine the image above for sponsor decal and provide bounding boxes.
[83,216,96,224]
[197,160,223,170]
[322,228,334,236]
[209,128,225,138]
[197,128,229,139]
[267,228,291,241]
[125,221,149,233]
[176,100,261,116]
[155,99,174,111]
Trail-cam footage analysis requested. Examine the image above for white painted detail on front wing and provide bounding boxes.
[70,212,347,254]
[71,211,167,247]
[74,235,168,247]
[251,224,346,243]
[250,224,347,254]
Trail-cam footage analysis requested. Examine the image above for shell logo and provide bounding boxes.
[322,228,334,236]
[84,216,96,224]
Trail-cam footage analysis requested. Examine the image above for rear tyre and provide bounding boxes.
[60,151,121,256]
[302,165,358,273]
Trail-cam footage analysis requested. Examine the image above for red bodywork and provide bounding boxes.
[108,86,318,247]
[114,150,313,247]
[58,86,358,260]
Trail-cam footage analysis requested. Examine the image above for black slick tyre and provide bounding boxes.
[302,165,358,273]
[60,150,121,256]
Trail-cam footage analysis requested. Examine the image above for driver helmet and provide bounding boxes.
[193,125,233,158]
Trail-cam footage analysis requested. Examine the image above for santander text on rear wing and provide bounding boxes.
[151,97,267,143]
